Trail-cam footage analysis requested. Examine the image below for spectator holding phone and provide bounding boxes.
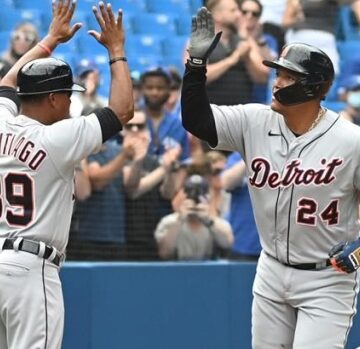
[155,174,234,260]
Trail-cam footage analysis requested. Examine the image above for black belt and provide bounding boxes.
[265,252,331,270]
[1,238,62,266]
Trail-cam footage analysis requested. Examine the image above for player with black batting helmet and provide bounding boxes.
[262,42,335,105]
[181,7,360,349]
[17,57,85,95]
[0,1,133,348]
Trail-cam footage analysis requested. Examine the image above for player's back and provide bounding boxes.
[0,107,102,253]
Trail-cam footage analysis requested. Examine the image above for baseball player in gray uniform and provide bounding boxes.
[181,7,360,349]
[0,1,133,348]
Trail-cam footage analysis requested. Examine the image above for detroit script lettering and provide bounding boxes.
[249,157,343,188]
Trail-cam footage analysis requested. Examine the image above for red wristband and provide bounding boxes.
[37,42,52,55]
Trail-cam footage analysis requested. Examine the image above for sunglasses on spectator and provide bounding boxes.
[241,9,261,18]
[12,32,37,43]
[211,168,223,176]
[123,122,147,131]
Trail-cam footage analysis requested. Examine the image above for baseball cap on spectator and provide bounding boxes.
[75,59,99,79]
[140,66,172,86]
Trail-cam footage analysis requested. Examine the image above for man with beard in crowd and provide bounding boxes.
[140,67,190,162]
[198,0,269,105]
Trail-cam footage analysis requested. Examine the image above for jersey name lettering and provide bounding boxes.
[0,132,47,170]
[249,157,343,189]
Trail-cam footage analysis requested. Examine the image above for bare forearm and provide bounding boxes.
[123,159,144,194]
[211,218,234,248]
[157,221,182,259]
[108,47,134,125]
[89,152,127,189]
[127,164,166,199]
[206,56,237,83]
[282,1,298,28]
[74,169,92,201]
[222,161,246,191]
[245,51,269,83]
[160,170,180,200]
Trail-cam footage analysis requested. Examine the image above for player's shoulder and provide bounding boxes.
[334,112,360,134]
[328,111,360,149]
[211,102,271,118]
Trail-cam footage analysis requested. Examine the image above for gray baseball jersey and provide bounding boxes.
[211,103,360,264]
[211,103,360,348]
[0,97,102,254]
[0,94,103,349]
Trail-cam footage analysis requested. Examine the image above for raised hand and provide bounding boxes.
[88,1,125,55]
[187,7,222,67]
[49,0,83,43]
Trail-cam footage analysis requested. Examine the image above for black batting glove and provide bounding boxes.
[187,7,222,68]
[329,238,360,273]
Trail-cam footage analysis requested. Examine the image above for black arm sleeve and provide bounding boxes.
[94,107,123,143]
[180,62,218,147]
[0,86,20,110]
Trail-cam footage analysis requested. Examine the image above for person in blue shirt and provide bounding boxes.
[140,67,190,162]
[222,152,261,260]
[68,137,131,260]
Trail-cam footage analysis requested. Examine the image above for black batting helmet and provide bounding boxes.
[263,43,335,105]
[17,57,85,95]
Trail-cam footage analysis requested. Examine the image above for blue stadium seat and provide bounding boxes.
[162,56,185,75]
[162,35,188,57]
[111,0,146,12]
[322,100,346,112]
[52,52,76,69]
[76,33,108,54]
[98,71,110,98]
[42,9,89,32]
[0,31,12,53]
[53,40,78,55]
[132,13,177,35]
[71,0,98,11]
[0,9,43,31]
[127,55,164,74]
[162,35,187,74]
[13,0,45,9]
[337,40,360,70]
[2,0,14,7]
[75,0,147,12]
[126,35,164,56]
[176,16,192,36]
[190,0,203,13]
[86,12,134,34]
[146,0,190,14]
[337,5,360,41]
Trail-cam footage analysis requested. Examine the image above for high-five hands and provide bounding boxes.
[48,0,83,44]
[187,7,222,67]
[88,1,125,54]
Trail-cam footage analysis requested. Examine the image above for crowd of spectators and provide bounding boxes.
[2,0,360,262]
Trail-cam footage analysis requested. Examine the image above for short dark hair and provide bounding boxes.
[140,67,171,86]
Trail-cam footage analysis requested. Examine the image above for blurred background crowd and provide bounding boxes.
[3,0,360,261]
